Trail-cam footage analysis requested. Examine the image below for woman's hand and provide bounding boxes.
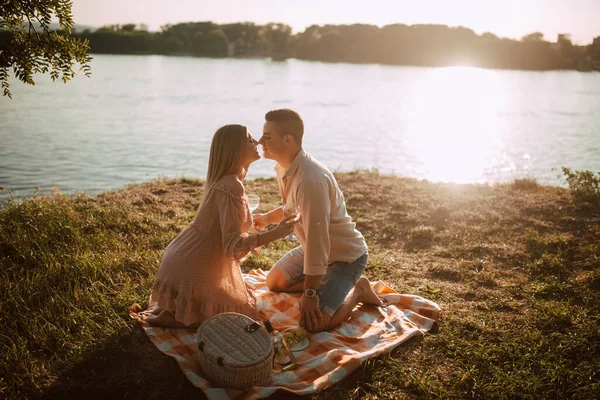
[255,214,298,247]
[252,207,285,231]
[271,215,298,239]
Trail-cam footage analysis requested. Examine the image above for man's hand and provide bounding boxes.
[299,294,323,332]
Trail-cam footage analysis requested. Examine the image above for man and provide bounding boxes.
[253,108,383,333]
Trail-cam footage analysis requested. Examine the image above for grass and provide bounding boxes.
[1,171,599,399]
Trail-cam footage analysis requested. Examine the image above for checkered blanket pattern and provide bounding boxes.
[137,269,441,399]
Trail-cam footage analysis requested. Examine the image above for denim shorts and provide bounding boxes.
[273,246,368,316]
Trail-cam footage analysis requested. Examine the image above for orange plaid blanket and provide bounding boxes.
[136,269,441,399]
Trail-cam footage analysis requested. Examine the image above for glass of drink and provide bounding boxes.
[247,194,260,231]
[247,194,260,213]
[282,203,300,240]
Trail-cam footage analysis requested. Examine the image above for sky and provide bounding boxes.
[71,0,599,45]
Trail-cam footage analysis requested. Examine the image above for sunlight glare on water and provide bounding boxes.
[406,66,509,183]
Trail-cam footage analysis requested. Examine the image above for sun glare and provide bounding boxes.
[404,66,508,183]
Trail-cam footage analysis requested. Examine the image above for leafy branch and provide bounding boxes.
[0,0,92,98]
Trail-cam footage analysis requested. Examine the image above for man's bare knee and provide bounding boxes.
[266,268,287,292]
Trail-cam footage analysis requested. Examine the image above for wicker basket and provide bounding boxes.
[195,313,273,389]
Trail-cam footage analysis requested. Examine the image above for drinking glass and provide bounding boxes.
[282,203,300,240]
[247,194,260,212]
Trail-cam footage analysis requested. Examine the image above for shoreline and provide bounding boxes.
[0,169,573,204]
[85,51,600,73]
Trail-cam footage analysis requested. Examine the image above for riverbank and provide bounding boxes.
[1,171,599,399]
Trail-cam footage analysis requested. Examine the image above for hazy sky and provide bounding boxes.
[71,0,599,44]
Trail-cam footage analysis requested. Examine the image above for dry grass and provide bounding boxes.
[1,171,599,399]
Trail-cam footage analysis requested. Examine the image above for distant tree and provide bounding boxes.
[332,24,378,62]
[96,24,121,32]
[121,23,137,32]
[589,37,600,61]
[314,30,347,61]
[522,32,544,42]
[221,22,265,56]
[157,36,184,54]
[557,33,577,66]
[191,29,228,57]
[0,0,92,98]
[259,23,292,56]
[481,32,499,41]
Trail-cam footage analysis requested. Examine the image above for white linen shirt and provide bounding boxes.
[274,149,368,276]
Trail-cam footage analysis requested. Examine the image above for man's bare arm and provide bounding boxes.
[253,206,284,230]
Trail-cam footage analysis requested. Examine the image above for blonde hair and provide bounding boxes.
[204,124,249,191]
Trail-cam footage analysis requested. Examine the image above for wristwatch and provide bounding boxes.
[304,288,318,298]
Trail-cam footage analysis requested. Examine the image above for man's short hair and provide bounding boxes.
[265,108,304,146]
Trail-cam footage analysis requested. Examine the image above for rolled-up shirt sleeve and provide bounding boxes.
[297,181,330,275]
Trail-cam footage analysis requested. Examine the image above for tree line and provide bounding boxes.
[5,21,597,71]
[2,20,600,83]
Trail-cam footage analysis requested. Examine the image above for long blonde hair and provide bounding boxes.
[204,124,249,191]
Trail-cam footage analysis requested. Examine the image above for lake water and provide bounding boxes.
[1,54,599,200]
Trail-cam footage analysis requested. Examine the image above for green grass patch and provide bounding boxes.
[562,167,600,207]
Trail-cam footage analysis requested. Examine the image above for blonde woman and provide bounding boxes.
[142,124,296,328]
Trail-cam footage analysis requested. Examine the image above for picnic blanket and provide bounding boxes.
[134,269,441,399]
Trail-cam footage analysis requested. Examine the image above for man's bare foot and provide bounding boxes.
[356,277,384,307]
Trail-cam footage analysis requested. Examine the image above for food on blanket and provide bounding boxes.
[282,327,307,349]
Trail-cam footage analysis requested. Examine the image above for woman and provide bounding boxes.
[142,124,296,328]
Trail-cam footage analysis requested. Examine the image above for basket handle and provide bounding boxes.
[199,341,224,366]
[244,322,261,333]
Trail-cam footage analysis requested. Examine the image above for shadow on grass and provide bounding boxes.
[40,321,426,400]
[42,324,205,400]
[41,323,308,400]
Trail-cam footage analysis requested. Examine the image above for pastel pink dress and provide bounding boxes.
[147,175,259,326]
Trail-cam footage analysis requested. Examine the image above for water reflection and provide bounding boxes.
[1,56,599,200]
[406,67,508,183]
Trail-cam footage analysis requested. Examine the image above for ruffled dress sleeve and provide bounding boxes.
[213,184,259,260]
